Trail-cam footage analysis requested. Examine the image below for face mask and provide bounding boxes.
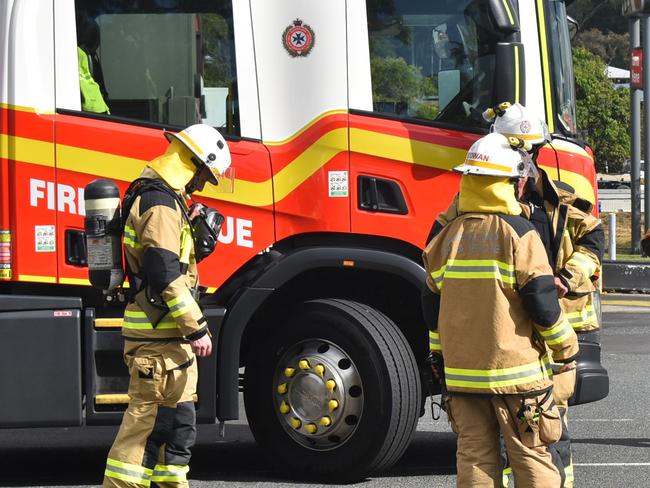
[190,204,225,262]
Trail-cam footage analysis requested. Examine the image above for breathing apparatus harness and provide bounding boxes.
[120,177,224,303]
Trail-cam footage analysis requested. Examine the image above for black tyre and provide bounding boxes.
[243,299,421,482]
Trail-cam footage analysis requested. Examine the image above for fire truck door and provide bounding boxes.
[251,0,351,241]
[3,0,58,284]
[52,0,274,290]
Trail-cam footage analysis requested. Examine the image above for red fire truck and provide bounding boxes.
[0,0,607,481]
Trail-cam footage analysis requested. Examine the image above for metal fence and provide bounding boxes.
[598,189,639,213]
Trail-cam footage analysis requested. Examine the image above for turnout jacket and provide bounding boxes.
[536,175,604,332]
[122,166,208,369]
[422,176,578,395]
[426,170,604,332]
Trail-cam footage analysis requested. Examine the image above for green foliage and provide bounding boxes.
[371,56,424,103]
[370,56,439,120]
[574,28,629,68]
[573,47,630,173]
[567,0,627,37]
[201,14,231,87]
[414,103,440,120]
[568,1,629,68]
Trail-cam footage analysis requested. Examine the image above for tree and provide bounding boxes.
[574,28,629,68]
[573,47,630,173]
[568,1,630,68]
[370,57,438,119]
[567,0,627,37]
[201,14,232,87]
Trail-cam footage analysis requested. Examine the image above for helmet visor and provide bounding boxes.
[516,151,539,180]
[211,166,235,193]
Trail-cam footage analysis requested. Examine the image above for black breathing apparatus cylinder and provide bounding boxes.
[84,179,124,290]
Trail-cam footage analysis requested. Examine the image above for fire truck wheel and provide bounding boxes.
[243,298,420,482]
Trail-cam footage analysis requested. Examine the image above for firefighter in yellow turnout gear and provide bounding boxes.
[422,133,579,488]
[103,124,231,488]
[427,103,604,487]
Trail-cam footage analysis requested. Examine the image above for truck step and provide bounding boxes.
[95,317,123,328]
[95,393,198,405]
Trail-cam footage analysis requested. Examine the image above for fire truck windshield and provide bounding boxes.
[366,0,514,130]
[545,0,577,135]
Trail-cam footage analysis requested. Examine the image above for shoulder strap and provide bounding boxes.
[122,177,193,230]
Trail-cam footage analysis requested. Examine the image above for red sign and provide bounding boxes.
[631,48,643,90]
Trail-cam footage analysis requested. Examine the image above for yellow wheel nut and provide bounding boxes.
[328,399,339,412]
[284,367,296,378]
[290,418,302,429]
[277,383,288,395]
[314,364,325,377]
[305,423,317,434]
[279,401,290,414]
[319,416,332,427]
[298,359,310,370]
[326,379,336,392]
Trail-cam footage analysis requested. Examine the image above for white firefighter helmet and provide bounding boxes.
[453,132,538,179]
[164,124,231,185]
[483,102,550,146]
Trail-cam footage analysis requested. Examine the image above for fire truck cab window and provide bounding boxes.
[73,0,239,136]
[366,0,505,129]
[546,0,577,135]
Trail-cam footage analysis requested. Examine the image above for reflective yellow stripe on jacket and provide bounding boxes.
[430,259,516,290]
[105,458,153,487]
[565,304,596,330]
[123,309,177,330]
[124,225,142,249]
[537,319,573,346]
[429,330,442,352]
[166,288,195,318]
[566,252,597,278]
[444,356,552,390]
[179,224,193,266]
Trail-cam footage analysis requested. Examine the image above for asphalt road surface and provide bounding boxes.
[1,294,648,488]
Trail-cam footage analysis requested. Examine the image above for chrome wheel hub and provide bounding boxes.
[273,339,364,450]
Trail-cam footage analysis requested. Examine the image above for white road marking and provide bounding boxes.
[572,418,634,422]
[575,463,650,466]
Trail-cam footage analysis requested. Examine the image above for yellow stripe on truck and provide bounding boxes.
[514,44,520,103]
[536,0,554,132]
[350,128,467,170]
[0,134,54,167]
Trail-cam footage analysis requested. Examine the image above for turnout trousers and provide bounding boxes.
[446,393,562,488]
[551,368,576,488]
[103,352,198,488]
[501,368,576,487]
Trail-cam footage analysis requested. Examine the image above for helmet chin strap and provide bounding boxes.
[185,159,206,194]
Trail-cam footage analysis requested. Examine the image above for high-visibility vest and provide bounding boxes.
[77,47,110,114]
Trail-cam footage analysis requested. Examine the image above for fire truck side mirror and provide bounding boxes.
[488,0,520,34]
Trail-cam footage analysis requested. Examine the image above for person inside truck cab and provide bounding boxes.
[76,14,110,114]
